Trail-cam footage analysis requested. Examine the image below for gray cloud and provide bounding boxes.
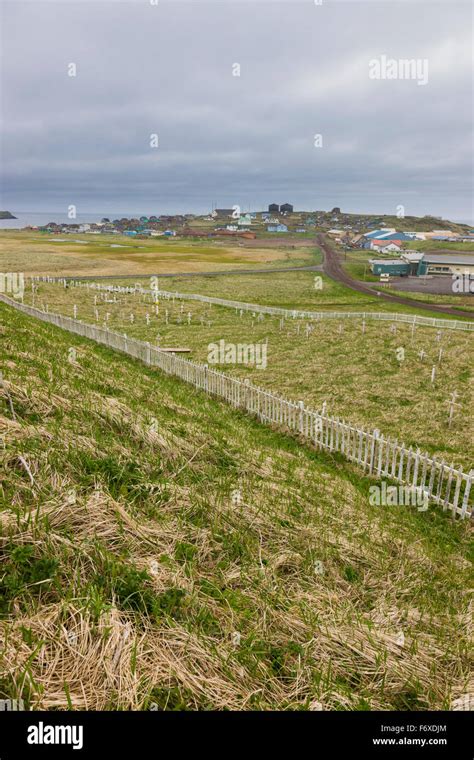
[1,0,472,219]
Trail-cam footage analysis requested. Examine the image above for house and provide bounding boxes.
[363,228,397,239]
[226,225,238,231]
[369,240,403,253]
[238,214,253,226]
[267,224,288,233]
[418,253,474,276]
[215,209,234,217]
[280,203,293,214]
[369,259,410,277]
[370,253,474,277]
[268,203,279,214]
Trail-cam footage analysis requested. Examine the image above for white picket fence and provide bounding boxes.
[1,292,472,518]
[51,277,474,332]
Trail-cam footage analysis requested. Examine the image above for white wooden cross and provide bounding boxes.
[362,320,366,333]
[431,365,436,383]
[418,349,426,361]
[95,309,99,322]
[438,348,443,363]
[187,312,192,324]
[447,390,461,428]
[305,324,311,338]
[145,313,150,325]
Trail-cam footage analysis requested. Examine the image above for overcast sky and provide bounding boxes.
[1,0,472,219]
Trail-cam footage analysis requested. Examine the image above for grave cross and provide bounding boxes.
[418,349,426,361]
[447,391,461,428]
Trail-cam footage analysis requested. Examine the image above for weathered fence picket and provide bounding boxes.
[60,280,474,332]
[1,292,472,518]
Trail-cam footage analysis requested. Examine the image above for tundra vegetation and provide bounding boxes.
[21,274,474,469]
[0,302,472,710]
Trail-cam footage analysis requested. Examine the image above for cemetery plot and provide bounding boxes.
[22,279,474,470]
[0,301,471,710]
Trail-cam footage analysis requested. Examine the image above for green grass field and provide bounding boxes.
[0,301,472,710]
[20,277,474,469]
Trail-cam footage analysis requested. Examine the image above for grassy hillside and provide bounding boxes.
[22,279,474,469]
[0,302,472,711]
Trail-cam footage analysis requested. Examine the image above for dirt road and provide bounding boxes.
[318,234,474,320]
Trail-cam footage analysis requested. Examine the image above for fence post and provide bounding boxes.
[461,470,473,519]
[146,341,151,365]
[369,429,379,474]
[298,400,304,434]
[244,378,250,410]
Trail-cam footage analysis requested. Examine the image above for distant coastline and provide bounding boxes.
[0,211,17,220]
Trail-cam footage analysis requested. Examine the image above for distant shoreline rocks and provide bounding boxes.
[0,211,17,219]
